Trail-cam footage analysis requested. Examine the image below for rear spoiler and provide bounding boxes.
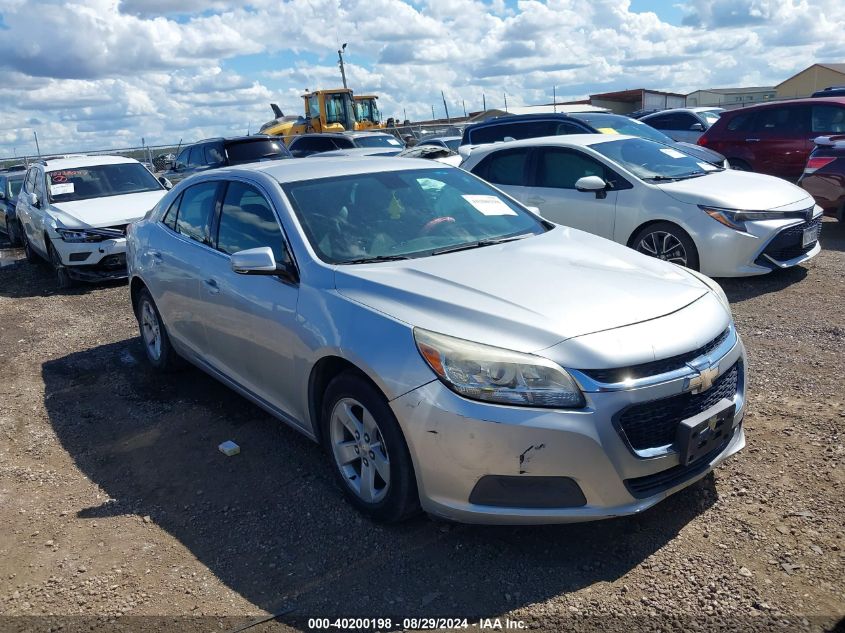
[812,134,845,147]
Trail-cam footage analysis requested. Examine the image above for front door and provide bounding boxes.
[522,147,617,238]
[196,180,302,423]
[749,105,810,180]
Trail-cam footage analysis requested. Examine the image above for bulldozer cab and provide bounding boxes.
[353,95,383,130]
[303,89,356,134]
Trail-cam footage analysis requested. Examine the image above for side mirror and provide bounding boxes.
[28,192,40,208]
[231,247,298,283]
[158,176,173,190]
[575,175,608,200]
[690,122,705,131]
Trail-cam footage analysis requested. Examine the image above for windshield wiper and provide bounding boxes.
[342,254,411,264]
[430,234,530,256]
[644,175,682,182]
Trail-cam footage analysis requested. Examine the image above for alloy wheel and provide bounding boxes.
[329,397,391,504]
[636,231,688,266]
[140,299,162,361]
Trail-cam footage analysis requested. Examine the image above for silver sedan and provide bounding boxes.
[127,157,747,524]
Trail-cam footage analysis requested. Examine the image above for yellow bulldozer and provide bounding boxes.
[353,95,384,130]
[258,88,358,143]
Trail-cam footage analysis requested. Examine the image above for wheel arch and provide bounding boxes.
[129,276,149,316]
[307,355,387,445]
[626,218,694,248]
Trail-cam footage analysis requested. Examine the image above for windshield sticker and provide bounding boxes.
[596,127,618,134]
[49,170,86,183]
[659,148,687,159]
[697,162,718,171]
[387,138,401,146]
[462,195,517,216]
[50,183,75,196]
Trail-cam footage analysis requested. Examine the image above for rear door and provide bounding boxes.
[521,147,618,237]
[469,147,533,205]
[748,104,810,180]
[150,180,222,355]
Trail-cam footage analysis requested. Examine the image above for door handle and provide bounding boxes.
[203,278,219,294]
[745,138,760,142]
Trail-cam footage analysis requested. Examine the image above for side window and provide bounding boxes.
[811,105,845,133]
[753,106,808,134]
[161,193,182,231]
[314,137,338,152]
[175,182,219,244]
[21,169,33,194]
[726,112,755,132]
[645,114,672,129]
[204,144,225,166]
[216,182,288,263]
[335,137,355,149]
[475,148,530,186]
[556,122,587,135]
[176,148,190,168]
[187,146,204,168]
[537,149,606,189]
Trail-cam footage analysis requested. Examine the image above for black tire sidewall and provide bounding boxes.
[321,372,419,522]
[23,230,39,264]
[48,239,74,289]
[633,222,700,271]
[729,159,751,171]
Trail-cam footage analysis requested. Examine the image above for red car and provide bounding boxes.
[697,97,845,181]
[799,135,845,220]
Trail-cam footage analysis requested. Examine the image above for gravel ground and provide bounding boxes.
[0,220,843,633]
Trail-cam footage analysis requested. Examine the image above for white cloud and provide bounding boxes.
[0,0,841,156]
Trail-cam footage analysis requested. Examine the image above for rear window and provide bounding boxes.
[469,121,562,144]
[226,139,291,164]
[473,148,530,186]
[726,112,754,132]
[354,135,403,148]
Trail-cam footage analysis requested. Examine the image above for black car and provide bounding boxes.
[287,132,403,158]
[811,86,845,98]
[0,167,26,245]
[162,135,292,185]
[460,112,727,167]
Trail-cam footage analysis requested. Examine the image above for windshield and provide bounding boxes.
[570,113,674,143]
[6,176,23,200]
[325,93,352,128]
[590,137,720,181]
[356,99,380,123]
[282,167,546,264]
[701,111,722,126]
[354,135,403,148]
[47,163,163,203]
[226,139,290,164]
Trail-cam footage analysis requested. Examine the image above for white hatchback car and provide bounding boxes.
[16,155,168,287]
[461,135,822,277]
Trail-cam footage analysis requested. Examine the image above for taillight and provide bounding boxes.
[697,135,708,147]
[804,156,836,174]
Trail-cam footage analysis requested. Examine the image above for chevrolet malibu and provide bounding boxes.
[126,158,747,524]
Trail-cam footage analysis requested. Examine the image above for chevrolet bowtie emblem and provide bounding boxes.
[685,363,719,394]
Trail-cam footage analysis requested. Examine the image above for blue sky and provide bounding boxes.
[0,0,841,156]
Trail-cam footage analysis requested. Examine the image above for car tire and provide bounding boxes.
[728,159,752,172]
[134,288,182,372]
[8,220,22,247]
[22,228,40,264]
[321,371,420,523]
[47,238,75,289]
[632,222,700,271]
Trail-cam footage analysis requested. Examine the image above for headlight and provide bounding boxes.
[699,205,800,232]
[56,227,124,243]
[684,267,731,313]
[414,328,585,408]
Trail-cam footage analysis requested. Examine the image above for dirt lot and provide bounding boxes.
[0,221,843,633]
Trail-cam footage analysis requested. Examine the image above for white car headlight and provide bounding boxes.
[414,328,584,408]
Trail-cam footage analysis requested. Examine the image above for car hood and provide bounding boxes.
[51,190,166,228]
[334,228,710,353]
[657,169,814,210]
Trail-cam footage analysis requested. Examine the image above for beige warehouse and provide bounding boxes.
[775,62,845,98]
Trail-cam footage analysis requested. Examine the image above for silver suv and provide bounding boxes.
[127,157,747,524]
[17,155,167,287]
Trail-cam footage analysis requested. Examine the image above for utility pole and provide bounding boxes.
[483,93,486,111]
[34,131,42,158]
[337,43,348,89]
[431,104,435,120]
[462,100,467,117]
[553,86,557,112]
[441,91,450,123]
[403,107,407,122]
[504,92,508,113]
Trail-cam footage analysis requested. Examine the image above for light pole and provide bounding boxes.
[337,43,348,89]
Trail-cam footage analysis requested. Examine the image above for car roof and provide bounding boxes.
[469,113,577,128]
[643,107,723,116]
[193,134,278,144]
[217,156,444,184]
[469,134,637,154]
[40,155,140,170]
[722,96,845,112]
[343,131,395,138]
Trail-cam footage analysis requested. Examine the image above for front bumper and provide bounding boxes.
[50,235,128,280]
[391,331,747,525]
[697,210,823,277]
